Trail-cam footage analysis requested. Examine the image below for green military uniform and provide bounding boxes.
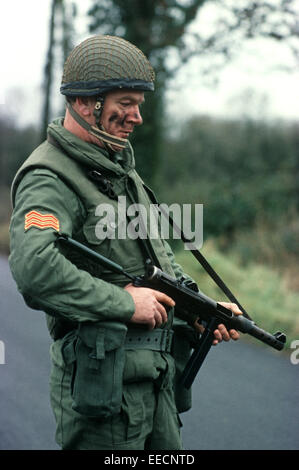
[9,118,197,450]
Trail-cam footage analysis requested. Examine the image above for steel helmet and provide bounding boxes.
[61,35,155,97]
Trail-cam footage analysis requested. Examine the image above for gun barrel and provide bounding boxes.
[226,314,286,350]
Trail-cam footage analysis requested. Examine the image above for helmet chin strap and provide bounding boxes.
[66,100,128,152]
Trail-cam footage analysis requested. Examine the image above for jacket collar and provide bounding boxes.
[47,118,136,176]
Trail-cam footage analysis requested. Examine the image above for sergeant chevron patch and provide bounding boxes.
[24,210,60,232]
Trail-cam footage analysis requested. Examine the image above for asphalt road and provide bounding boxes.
[0,255,298,450]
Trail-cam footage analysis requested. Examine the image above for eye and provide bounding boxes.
[120,101,131,107]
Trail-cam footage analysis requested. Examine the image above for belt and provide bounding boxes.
[124,328,173,353]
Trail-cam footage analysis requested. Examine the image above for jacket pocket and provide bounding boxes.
[62,321,127,418]
[83,209,145,285]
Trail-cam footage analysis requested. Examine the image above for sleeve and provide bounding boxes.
[9,169,135,324]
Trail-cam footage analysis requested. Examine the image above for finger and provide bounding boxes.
[147,318,156,330]
[152,314,162,328]
[229,329,240,340]
[217,324,231,342]
[213,328,222,343]
[194,319,204,334]
[230,305,242,316]
[218,302,243,316]
[155,301,168,324]
[154,290,175,307]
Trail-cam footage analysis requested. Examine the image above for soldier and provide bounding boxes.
[9,35,241,450]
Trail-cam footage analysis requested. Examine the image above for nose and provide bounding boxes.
[127,105,143,126]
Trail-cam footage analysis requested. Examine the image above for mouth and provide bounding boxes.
[119,129,133,138]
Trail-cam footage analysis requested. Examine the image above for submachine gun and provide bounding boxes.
[56,233,286,389]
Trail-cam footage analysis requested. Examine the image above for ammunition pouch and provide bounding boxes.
[62,321,127,419]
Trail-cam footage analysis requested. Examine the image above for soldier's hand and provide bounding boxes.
[194,302,242,345]
[124,283,175,330]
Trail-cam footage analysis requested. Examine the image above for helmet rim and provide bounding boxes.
[60,77,154,96]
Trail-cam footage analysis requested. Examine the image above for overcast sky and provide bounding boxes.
[1,0,299,127]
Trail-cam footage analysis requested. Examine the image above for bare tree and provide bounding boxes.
[41,0,57,142]
[41,0,76,142]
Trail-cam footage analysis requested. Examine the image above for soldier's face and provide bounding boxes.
[100,90,144,139]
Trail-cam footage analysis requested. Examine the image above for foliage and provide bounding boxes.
[0,115,39,188]
[0,114,40,253]
[156,115,299,240]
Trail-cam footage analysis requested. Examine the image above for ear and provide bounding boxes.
[75,97,95,117]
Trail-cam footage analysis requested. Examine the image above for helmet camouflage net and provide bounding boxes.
[61,35,155,96]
